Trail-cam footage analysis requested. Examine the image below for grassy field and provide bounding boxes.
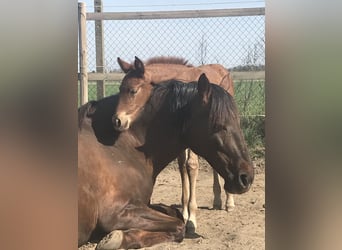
[234,80,265,157]
[78,80,265,115]
[78,80,265,157]
[234,80,265,116]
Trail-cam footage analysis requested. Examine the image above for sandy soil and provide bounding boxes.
[146,157,265,250]
[80,157,265,250]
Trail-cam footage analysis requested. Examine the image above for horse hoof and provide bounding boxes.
[96,230,123,250]
[226,205,235,212]
[186,220,197,234]
[79,242,97,250]
[213,204,222,210]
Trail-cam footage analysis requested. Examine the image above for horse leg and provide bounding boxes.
[213,170,222,209]
[78,187,98,246]
[149,203,183,221]
[97,229,179,250]
[177,151,190,224]
[212,172,235,211]
[186,149,199,232]
[225,191,235,212]
[96,203,185,249]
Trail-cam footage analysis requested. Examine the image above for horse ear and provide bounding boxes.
[198,73,211,104]
[78,100,97,117]
[87,101,97,117]
[134,56,145,75]
[117,57,132,73]
[78,101,97,128]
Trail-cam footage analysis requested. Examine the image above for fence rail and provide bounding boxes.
[79,71,265,82]
[78,5,265,150]
[86,8,265,20]
[78,4,265,150]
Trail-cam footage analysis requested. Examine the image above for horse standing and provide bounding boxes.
[114,56,236,232]
[78,74,254,249]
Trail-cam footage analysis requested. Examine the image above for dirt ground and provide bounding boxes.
[146,157,265,250]
[80,157,265,250]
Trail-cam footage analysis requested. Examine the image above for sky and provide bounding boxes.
[79,0,265,71]
[81,0,265,12]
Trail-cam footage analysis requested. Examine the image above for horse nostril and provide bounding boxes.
[115,118,121,128]
[239,173,249,188]
[112,116,121,128]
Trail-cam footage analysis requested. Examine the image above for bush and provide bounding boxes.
[240,116,265,158]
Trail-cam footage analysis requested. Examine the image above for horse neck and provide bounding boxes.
[130,102,187,179]
[117,131,155,176]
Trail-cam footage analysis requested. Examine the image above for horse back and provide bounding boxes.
[197,64,234,95]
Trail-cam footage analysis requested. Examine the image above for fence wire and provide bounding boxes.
[86,15,264,72]
[79,9,265,153]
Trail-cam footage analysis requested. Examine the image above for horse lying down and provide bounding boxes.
[78,74,254,249]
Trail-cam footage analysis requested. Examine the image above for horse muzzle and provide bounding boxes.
[224,167,254,194]
[112,114,130,132]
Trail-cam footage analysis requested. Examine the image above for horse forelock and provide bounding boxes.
[145,56,193,67]
[208,85,239,130]
[122,69,145,84]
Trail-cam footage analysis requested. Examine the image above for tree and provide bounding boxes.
[242,36,265,71]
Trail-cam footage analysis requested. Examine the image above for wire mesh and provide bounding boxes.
[79,9,265,152]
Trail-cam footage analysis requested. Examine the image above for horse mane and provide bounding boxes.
[145,56,193,67]
[149,80,198,112]
[149,80,238,131]
[208,84,239,130]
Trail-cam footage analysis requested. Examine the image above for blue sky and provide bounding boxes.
[79,0,265,71]
[81,0,265,12]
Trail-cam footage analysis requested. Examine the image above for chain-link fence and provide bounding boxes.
[78,7,265,154]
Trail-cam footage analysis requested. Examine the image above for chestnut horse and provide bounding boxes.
[78,74,254,249]
[114,56,235,231]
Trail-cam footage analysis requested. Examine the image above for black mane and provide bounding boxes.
[148,80,239,131]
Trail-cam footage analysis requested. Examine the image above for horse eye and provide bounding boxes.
[129,89,138,95]
[221,127,233,137]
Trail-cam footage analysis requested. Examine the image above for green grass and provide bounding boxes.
[234,80,265,157]
[234,79,265,116]
[78,80,265,114]
[240,115,265,158]
[78,81,120,106]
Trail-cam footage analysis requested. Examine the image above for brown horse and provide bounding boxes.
[114,56,236,232]
[78,74,254,249]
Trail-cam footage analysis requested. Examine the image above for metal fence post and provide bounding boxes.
[78,2,88,105]
[94,0,105,99]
